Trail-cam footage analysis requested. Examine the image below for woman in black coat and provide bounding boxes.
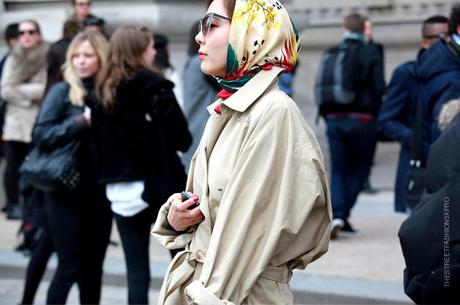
[94,25,191,305]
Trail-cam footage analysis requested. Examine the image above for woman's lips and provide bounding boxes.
[198,52,206,60]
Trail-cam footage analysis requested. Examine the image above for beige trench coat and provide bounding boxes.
[1,50,47,143]
[152,66,332,305]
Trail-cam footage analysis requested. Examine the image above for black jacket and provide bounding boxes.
[399,113,460,304]
[32,81,97,186]
[92,68,192,206]
[416,40,460,143]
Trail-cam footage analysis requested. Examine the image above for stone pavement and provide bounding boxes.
[0,141,414,304]
[0,277,160,305]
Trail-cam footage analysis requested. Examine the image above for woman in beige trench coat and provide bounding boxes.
[152,0,332,304]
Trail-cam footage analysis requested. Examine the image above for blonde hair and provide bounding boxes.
[438,98,460,131]
[96,25,158,110]
[63,31,109,106]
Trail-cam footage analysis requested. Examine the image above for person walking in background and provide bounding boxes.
[315,13,385,238]
[94,25,191,305]
[416,4,460,144]
[0,23,19,80]
[378,15,449,213]
[181,20,220,170]
[152,0,331,304]
[1,20,49,220]
[66,0,102,32]
[32,31,112,305]
[152,33,184,109]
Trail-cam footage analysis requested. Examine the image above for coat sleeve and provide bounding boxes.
[378,64,413,147]
[32,83,88,149]
[185,100,332,304]
[0,57,45,106]
[15,82,45,102]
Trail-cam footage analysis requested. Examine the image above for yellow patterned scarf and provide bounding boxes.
[218,0,301,96]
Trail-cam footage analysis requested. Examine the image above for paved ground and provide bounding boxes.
[0,277,160,305]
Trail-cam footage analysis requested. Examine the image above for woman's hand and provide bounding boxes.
[83,106,91,124]
[167,193,204,231]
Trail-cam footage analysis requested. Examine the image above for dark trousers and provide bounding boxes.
[45,185,112,305]
[395,148,411,213]
[114,207,156,305]
[21,190,54,305]
[3,141,29,205]
[326,117,377,220]
[20,222,54,305]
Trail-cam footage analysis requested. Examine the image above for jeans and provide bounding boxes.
[326,116,377,220]
[114,207,156,305]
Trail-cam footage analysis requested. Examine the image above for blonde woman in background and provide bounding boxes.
[32,31,112,304]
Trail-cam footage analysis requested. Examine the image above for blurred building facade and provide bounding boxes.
[0,0,457,107]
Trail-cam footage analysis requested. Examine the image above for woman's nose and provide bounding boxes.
[76,57,85,65]
[195,31,204,45]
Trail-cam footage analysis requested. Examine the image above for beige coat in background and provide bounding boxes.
[152,67,332,305]
[1,42,48,143]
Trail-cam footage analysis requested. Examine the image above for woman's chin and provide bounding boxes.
[200,63,225,78]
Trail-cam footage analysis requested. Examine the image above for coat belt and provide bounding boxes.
[158,249,292,304]
[259,265,292,283]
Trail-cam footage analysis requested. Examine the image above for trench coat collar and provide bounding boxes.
[208,66,284,115]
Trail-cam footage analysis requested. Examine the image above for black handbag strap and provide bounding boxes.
[410,101,423,165]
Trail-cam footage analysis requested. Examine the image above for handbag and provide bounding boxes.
[20,140,80,191]
[403,101,425,209]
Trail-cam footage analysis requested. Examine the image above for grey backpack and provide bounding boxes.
[315,42,363,112]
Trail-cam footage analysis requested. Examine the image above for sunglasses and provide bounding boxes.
[199,12,231,36]
[424,32,449,40]
[76,1,91,6]
[19,29,38,36]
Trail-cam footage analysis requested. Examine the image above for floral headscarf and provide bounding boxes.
[217,0,301,97]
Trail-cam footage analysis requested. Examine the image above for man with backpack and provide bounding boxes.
[315,12,385,239]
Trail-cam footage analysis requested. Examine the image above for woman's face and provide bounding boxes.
[18,21,41,50]
[142,39,156,67]
[195,0,231,77]
[73,0,91,20]
[71,40,100,79]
